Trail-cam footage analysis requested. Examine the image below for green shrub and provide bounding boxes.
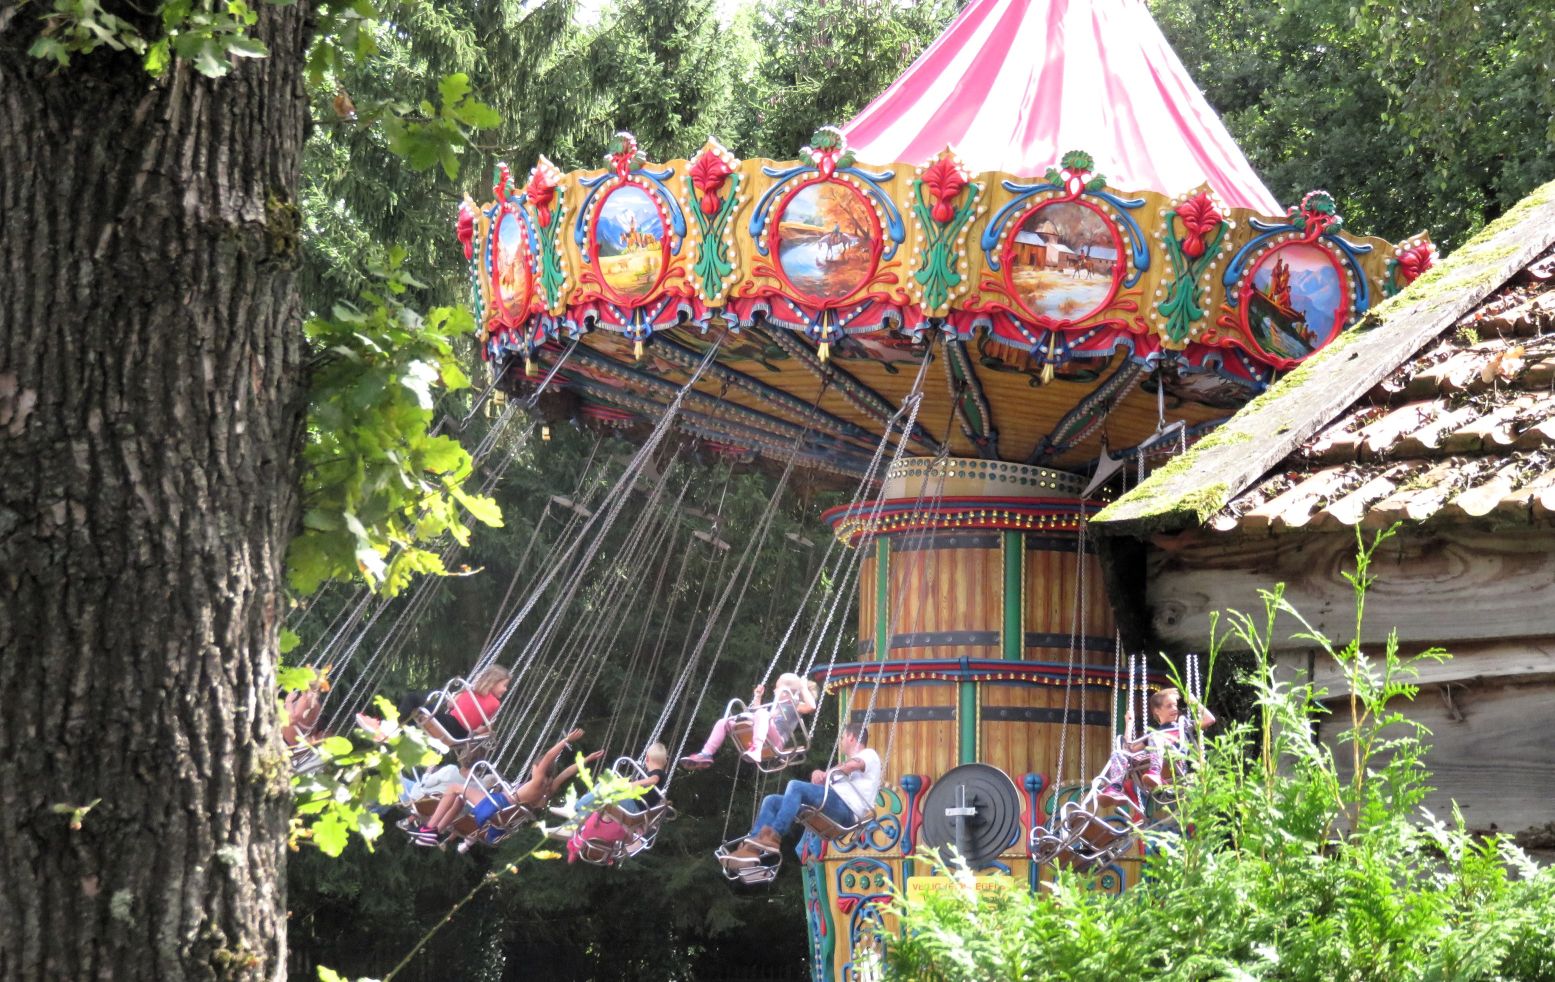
[887,529,1555,981]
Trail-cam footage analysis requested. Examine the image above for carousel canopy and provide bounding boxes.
[460,2,1425,483]
[843,0,1282,214]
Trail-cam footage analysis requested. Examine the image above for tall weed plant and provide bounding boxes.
[887,529,1555,981]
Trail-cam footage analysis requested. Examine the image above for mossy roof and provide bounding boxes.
[1091,179,1555,538]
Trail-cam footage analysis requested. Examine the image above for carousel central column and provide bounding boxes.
[802,458,1135,982]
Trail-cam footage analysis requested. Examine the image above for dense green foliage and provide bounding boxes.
[887,532,1555,981]
[289,253,501,598]
[1154,0,1555,249]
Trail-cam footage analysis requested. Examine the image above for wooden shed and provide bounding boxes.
[1091,181,1555,854]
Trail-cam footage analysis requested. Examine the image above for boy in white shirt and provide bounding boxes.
[726,723,880,863]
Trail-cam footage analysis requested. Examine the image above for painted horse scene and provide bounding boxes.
[596,184,666,298]
[1007,200,1119,322]
[776,181,876,301]
[1245,243,1343,361]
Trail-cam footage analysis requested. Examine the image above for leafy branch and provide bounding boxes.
[286,248,501,597]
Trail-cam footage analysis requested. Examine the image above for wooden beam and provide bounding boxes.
[650,335,881,449]
[1092,180,1555,537]
[1145,527,1555,650]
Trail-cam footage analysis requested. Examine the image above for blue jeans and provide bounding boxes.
[750,780,857,838]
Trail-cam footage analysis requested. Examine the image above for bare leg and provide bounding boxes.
[425,791,466,833]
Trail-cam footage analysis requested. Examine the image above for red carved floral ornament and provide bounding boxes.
[1174,193,1223,259]
[606,131,643,179]
[1394,240,1437,287]
[921,155,969,224]
[456,197,477,260]
[689,148,734,216]
[524,163,559,228]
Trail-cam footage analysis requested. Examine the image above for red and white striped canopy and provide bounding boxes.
[843,0,1282,213]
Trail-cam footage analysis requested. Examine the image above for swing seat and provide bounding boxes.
[723,695,812,774]
[715,834,782,883]
[1030,801,1137,871]
[728,860,780,885]
[406,795,484,843]
[574,801,674,867]
[289,742,324,776]
[1055,803,1137,872]
[1029,831,1064,864]
[410,677,499,755]
[795,804,873,844]
[572,756,675,867]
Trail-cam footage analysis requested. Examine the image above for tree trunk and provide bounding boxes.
[0,6,310,979]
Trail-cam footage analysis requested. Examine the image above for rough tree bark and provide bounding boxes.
[0,4,311,979]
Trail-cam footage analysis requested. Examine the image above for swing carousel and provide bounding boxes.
[449,0,1432,976]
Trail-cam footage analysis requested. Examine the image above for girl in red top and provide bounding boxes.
[446,664,510,736]
[357,664,511,747]
[430,664,509,743]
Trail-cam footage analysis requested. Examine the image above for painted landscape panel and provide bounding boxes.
[1007,200,1119,323]
[495,210,530,317]
[595,184,666,299]
[776,181,875,302]
[1245,243,1344,361]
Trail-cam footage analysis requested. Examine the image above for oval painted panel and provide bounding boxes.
[493,207,532,322]
[1240,241,1348,365]
[775,180,878,303]
[1004,199,1124,326]
[593,183,668,302]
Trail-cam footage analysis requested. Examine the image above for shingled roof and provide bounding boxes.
[1210,263,1555,533]
[1092,180,1555,537]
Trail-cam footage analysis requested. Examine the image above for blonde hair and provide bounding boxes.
[776,672,820,702]
[644,742,669,766]
[472,664,512,696]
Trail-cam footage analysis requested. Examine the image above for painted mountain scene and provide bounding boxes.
[1007,200,1119,323]
[595,184,666,299]
[1246,243,1344,361]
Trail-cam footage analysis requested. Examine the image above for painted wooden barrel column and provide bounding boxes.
[801,459,1138,982]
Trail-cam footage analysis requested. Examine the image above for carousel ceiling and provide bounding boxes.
[456,130,1433,480]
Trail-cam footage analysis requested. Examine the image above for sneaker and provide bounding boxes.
[548,805,577,820]
[679,753,714,771]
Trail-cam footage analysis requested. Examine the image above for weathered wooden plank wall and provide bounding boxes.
[1323,679,1555,835]
[1025,540,1115,664]
[980,680,1112,788]
[1147,527,1555,651]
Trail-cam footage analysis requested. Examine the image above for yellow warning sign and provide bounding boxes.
[904,874,1017,902]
